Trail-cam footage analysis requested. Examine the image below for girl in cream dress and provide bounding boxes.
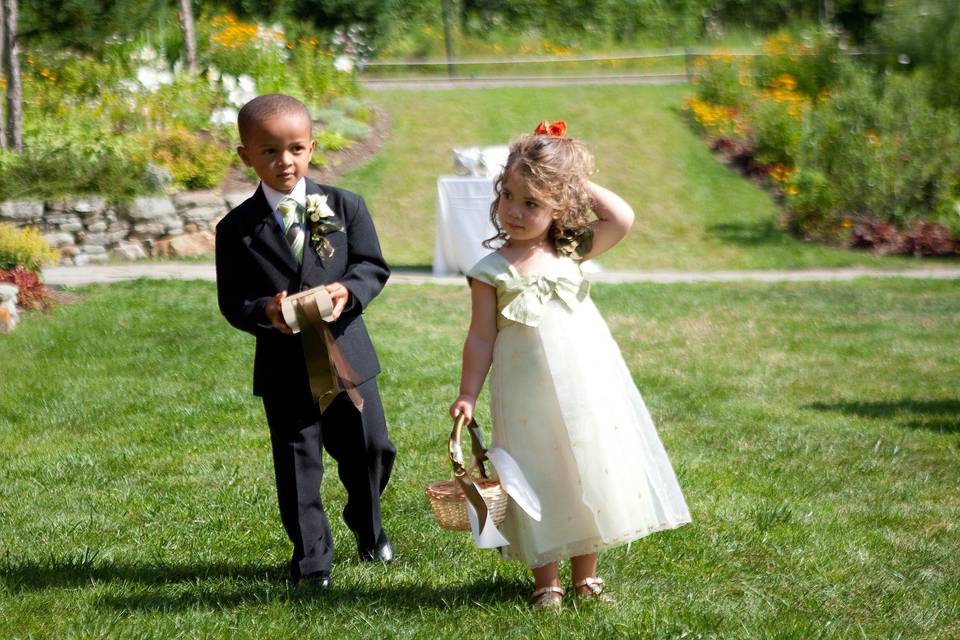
[451,121,690,610]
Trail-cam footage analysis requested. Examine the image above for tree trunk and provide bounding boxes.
[1,0,21,152]
[0,0,6,150]
[178,0,198,75]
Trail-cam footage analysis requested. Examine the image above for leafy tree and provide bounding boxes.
[19,0,166,54]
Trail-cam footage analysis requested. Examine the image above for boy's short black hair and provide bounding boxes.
[238,94,312,144]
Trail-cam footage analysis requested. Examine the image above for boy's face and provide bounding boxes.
[237,113,316,193]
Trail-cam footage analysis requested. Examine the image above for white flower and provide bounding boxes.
[306,194,335,221]
[136,66,174,92]
[135,45,158,63]
[334,55,354,73]
[211,107,238,126]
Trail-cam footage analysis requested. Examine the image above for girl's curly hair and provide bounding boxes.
[484,133,595,258]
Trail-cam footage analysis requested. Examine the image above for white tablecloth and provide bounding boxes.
[433,175,497,276]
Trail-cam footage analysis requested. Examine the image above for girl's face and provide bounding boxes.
[498,171,555,245]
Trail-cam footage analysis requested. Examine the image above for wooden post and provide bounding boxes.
[2,0,21,152]
[441,0,456,78]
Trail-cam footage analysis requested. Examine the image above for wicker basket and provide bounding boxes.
[425,415,508,531]
[425,477,508,531]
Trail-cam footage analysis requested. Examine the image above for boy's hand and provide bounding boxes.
[449,395,476,423]
[265,291,293,334]
[325,282,350,321]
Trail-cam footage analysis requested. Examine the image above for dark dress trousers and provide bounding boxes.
[215,179,395,579]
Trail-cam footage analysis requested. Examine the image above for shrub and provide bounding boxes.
[150,129,233,191]
[316,129,352,152]
[0,110,150,201]
[691,52,750,107]
[798,73,960,229]
[0,266,54,312]
[749,90,805,167]
[753,30,852,100]
[0,224,60,272]
[784,169,838,238]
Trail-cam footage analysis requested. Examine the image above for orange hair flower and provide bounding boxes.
[534,120,567,137]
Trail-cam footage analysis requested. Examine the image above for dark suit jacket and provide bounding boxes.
[215,178,390,398]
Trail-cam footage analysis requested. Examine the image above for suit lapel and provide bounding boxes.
[248,185,301,275]
[300,180,332,286]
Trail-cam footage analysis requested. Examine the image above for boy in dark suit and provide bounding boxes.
[215,94,395,588]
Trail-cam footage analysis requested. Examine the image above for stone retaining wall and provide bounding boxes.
[0,190,253,265]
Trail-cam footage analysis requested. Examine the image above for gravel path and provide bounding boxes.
[42,264,960,287]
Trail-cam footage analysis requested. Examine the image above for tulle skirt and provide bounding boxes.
[489,297,690,567]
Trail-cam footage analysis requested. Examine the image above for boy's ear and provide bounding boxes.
[237,145,252,167]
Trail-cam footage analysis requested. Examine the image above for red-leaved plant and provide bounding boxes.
[0,266,54,312]
[848,218,957,257]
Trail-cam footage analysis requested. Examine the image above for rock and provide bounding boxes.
[182,205,225,224]
[183,223,199,234]
[60,245,81,258]
[173,190,224,209]
[0,283,18,332]
[77,232,110,247]
[144,163,173,192]
[73,254,92,266]
[127,196,176,221]
[163,218,184,234]
[0,200,44,221]
[86,220,108,233]
[45,213,81,227]
[81,244,107,255]
[44,232,76,248]
[71,196,107,215]
[106,230,130,244]
[154,231,216,258]
[133,222,166,236]
[224,191,253,210]
[60,221,84,233]
[112,241,147,261]
[0,282,18,305]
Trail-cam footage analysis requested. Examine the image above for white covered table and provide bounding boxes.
[433,175,497,276]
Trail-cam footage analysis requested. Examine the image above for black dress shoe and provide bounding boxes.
[358,537,394,563]
[295,571,331,589]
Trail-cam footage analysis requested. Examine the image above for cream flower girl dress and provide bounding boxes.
[468,251,691,567]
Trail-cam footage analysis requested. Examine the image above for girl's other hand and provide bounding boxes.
[450,395,476,422]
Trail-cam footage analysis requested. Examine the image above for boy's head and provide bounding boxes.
[237,94,316,193]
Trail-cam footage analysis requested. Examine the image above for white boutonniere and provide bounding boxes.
[305,193,342,260]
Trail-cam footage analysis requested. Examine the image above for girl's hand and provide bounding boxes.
[581,181,635,261]
[450,395,476,423]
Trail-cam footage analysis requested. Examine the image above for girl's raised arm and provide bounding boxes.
[450,280,498,423]
[581,181,635,261]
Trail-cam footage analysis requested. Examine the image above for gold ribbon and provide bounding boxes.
[283,287,365,413]
[449,415,493,534]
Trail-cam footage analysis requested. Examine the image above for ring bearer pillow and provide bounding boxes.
[452,145,510,178]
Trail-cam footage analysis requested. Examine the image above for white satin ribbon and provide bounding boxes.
[465,447,542,549]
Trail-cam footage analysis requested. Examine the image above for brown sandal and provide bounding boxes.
[573,577,614,604]
[530,585,564,610]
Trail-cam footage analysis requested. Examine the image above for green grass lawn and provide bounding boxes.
[343,85,938,271]
[1,279,958,638]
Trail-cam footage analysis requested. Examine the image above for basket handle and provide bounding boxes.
[448,414,490,479]
[448,413,493,531]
